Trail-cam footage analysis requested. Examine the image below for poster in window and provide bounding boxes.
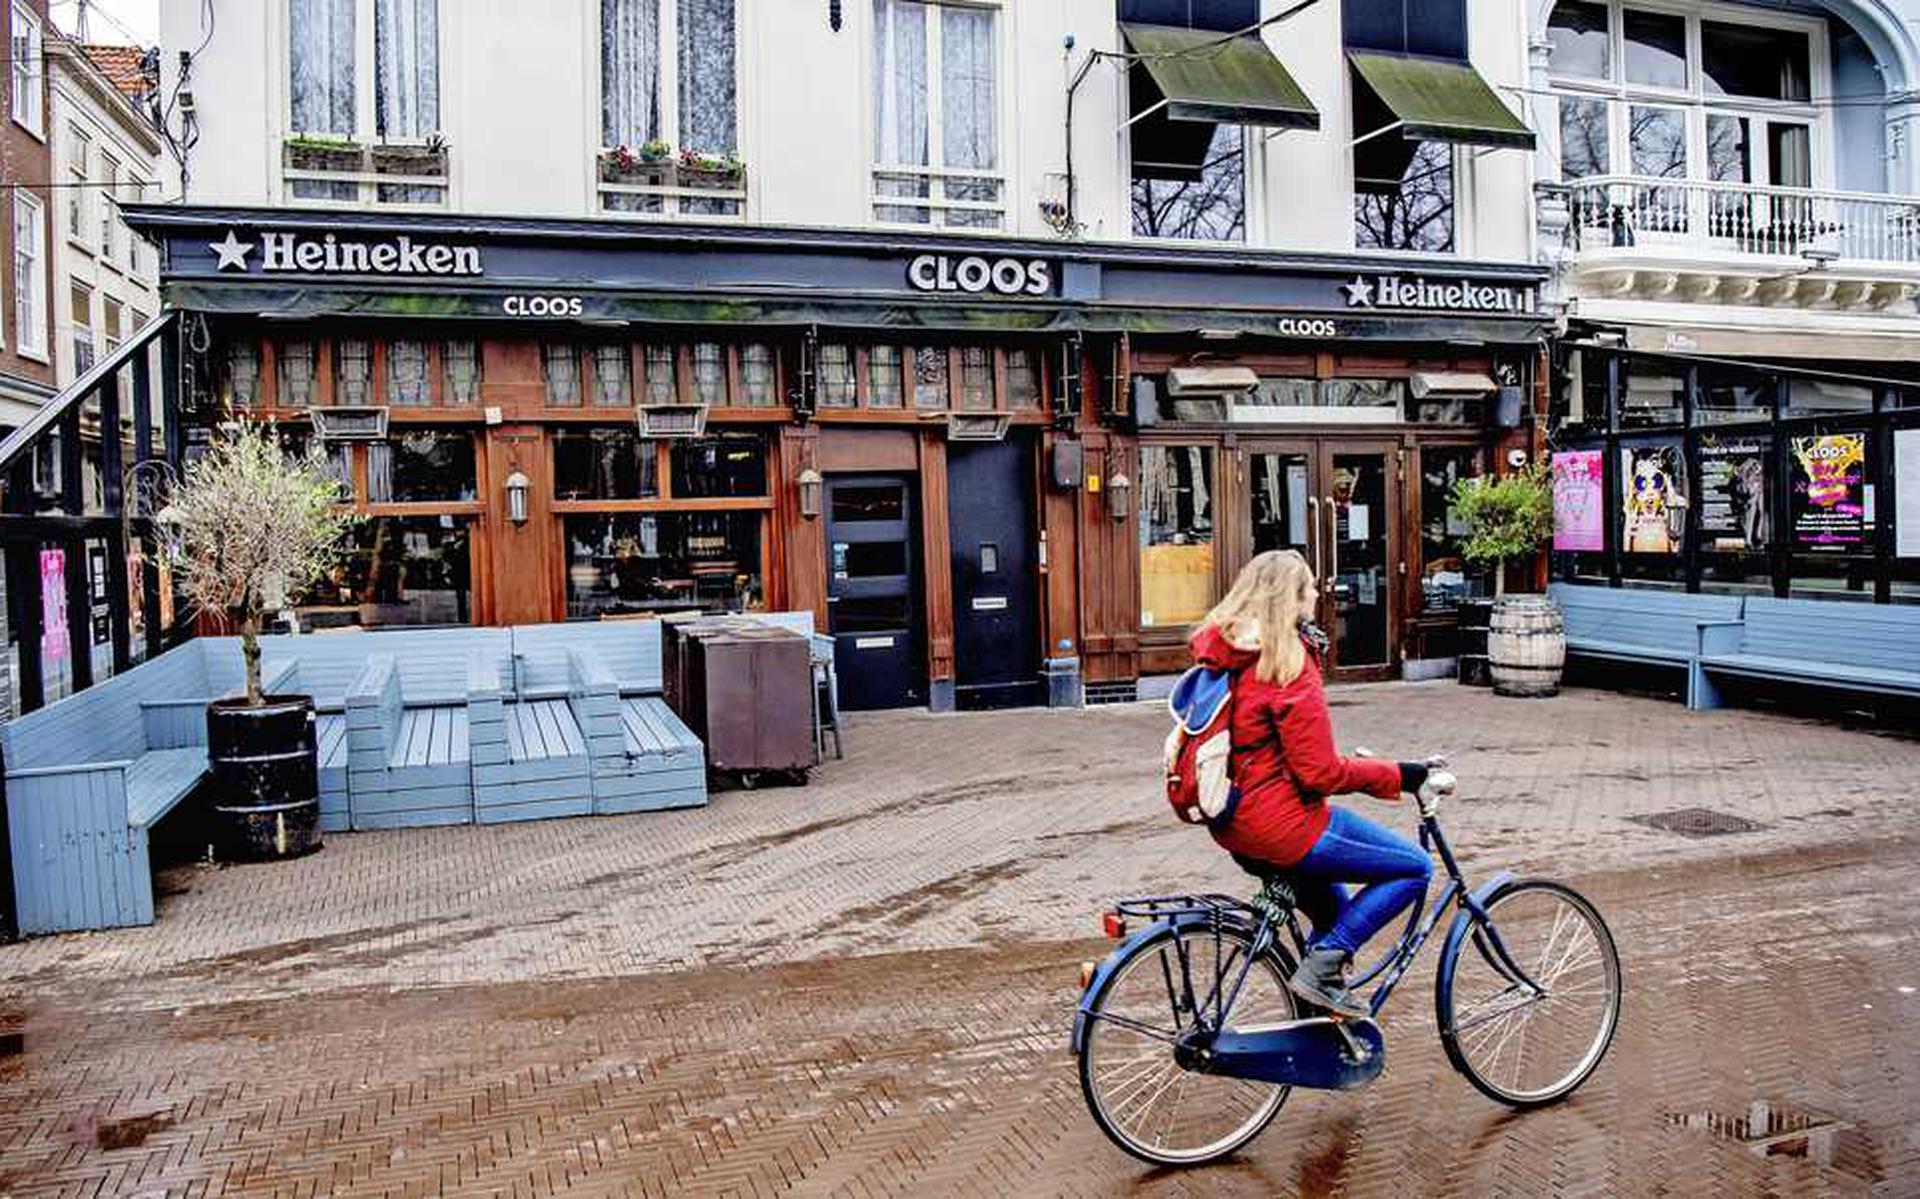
[1790,432,1868,552]
[1898,427,1920,558]
[1551,449,1604,552]
[1621,443,1686,554]
[1697,434,1771,553]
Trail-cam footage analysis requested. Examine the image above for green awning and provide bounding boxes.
[1348,50,1535,150]
[1121,23,1320,129]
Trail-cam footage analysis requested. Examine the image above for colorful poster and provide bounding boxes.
[1698,434,1771,553]
[1621,443,1686,554]
[1899,428,1920,559]
[1552,450,1604,552]
[1790,432,1868,552]
[38,548,68,660]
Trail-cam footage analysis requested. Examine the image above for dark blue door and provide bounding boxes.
[948,437,1042,710]
[824,475,924,710]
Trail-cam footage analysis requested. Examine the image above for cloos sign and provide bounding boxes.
[906,253,1052,297]
[207,228,484,277]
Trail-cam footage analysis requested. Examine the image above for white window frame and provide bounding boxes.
[103,294,123,358]
[98,153,119,263]
[13,190,46,359]
[866,0,1009,232]
[10,2,43,138]
[68,277,93,374]
[1546,0,1832,190]
[279,0,448,209]
[65,123,89,246]
[594,0,748,221]
[120,173,142,273]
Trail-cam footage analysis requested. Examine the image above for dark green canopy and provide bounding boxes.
[1348,51,1536,150]
[1122,23,1319,180]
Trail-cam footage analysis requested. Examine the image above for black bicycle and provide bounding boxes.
[1071,760,1622,1167]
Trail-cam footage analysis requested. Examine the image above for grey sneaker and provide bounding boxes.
[1288,948,1370,1019]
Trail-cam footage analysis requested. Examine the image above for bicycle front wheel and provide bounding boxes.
[1078,922,1299,1167]
[1437,879,1621,1108]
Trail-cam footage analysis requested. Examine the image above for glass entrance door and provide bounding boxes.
[1244,441,1400,680]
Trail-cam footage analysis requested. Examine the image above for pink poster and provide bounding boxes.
[1552,450,1605,552]
[39,548,68,661]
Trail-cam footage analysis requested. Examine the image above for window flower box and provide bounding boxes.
[600,143,674,187]
[283,137,365,174]
[678,150,744,191]
[369,142,448,179]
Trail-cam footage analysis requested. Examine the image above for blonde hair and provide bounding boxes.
[1198,550,1317,685]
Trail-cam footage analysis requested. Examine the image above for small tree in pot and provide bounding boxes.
[1448,463,1564,697]
[169,423,352,859]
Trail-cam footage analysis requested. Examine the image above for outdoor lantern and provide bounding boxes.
[504,469,530,525]
[797,467,823,520]
[1108,472,1132,521]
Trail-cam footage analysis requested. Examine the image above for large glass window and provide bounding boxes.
[68,280,93,375]
[1420,447,1485,613]
[1622,9,1686,89]
[13,191,46,356]
[1355,142,1454,253]
[1132,124,1244,242]
[10,2,43,135]
[872,0,1001,228]
[374,0,440,136]
[289,0,442,204]
[1547,0,1609,80]
[302,516,470,627]
[554,428,658,500]
[367,431,476,502]
[670,433,766,498]
[600,0,740,216]
[66,125,88,239]
[290,0,356,135]
[1138,445,1215,630]
[1702,22,1808,102]
[565,511,762,616]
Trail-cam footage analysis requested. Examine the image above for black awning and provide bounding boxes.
[1122,23,1319,180]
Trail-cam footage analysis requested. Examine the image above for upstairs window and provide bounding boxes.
[1132,124,1245,242]
[13,192,45,356]
[11,2,43,136]
[1354,143,1455,253]
[65,125,88,240]
[287,0,444,206]
[69,280,93,374]
[600,0,742,217]
[872,0,1002,229]
[99,155,119,260]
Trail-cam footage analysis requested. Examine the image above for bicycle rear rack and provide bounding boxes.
[1113,893,1256,924]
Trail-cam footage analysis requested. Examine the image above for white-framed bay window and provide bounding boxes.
[13,191,46,358]
[599,0,743,218]
[284,0,444,206]
[10,1,43,137]
[1547,0,1829,247]
[871,0,1004,229]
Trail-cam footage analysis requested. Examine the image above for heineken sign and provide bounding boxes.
[208,228,483,276]
[1341,274,1530,314]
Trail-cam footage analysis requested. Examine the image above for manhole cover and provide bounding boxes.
[1632,807,1767,838]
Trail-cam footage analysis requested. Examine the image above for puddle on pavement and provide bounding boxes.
[94,1111,172,1150]
[1666,1099,1875,1177]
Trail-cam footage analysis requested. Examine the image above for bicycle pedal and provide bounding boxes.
[1331,1019,1372,1064]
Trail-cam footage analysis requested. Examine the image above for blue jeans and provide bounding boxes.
[1286,807,1432,958]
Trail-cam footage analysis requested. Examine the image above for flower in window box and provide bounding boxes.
[639,139,673,163]
[600,145,672,187]
[677,148,744,189]
[283,135,365,174]
[369,140,448,178]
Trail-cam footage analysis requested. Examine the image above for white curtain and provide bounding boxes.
[678,0,736,154]
[375,0,439,137]
[603,0,662,148]
[872,0,927,167]
[940,6,994,171]
[290,0,356,134]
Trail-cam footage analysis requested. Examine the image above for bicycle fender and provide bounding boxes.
[1437,870,1517,973]
[1069,913,1243,1054]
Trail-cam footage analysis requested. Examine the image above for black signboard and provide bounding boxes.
[1698,433,1771,553]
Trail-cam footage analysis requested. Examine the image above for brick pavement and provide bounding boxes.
[0,682,1916,1195]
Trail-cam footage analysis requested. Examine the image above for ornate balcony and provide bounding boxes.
[1541,177,1920,315]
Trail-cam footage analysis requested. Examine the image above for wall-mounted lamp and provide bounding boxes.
[505,469,530,524]
[797,467,823,520]
[1107,472,1131,522]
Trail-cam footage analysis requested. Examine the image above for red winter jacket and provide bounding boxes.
[1190,622,1403,867]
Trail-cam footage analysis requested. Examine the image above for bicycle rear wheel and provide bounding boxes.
[1437,879,1621,1108]
[1078,922,1298,1166]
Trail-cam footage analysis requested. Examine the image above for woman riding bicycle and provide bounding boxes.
[1191,549,1432,1019]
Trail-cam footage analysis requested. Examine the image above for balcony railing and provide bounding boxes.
[1559,176,1920,266]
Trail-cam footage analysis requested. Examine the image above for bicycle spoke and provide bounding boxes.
[1086,1009,1183,1045]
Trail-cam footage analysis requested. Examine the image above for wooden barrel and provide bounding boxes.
[1456,598,1494,688]
[1488,596,1566,698]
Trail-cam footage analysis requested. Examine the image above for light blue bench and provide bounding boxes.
[2,640,295,935]
[1550,583,1746,709]
[468,652,595,824]
[566,650,706,815]
[1692,597,1920,711]
[342,653,476,830]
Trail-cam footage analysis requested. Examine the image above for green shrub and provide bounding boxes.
[1447,463,1553,597]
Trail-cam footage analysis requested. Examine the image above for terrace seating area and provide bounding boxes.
[3,615,817,936]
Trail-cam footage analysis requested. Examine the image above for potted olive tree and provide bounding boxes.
[1448,463,1562,697]
[169,423,352,860]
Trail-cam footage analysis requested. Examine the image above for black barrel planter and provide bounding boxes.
[206,695,322,861]
[1456,598,1494,688]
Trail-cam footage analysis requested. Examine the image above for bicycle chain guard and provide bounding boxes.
[1198,1017,1387,1090]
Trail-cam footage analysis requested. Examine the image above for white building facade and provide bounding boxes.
[48,35,161,389]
